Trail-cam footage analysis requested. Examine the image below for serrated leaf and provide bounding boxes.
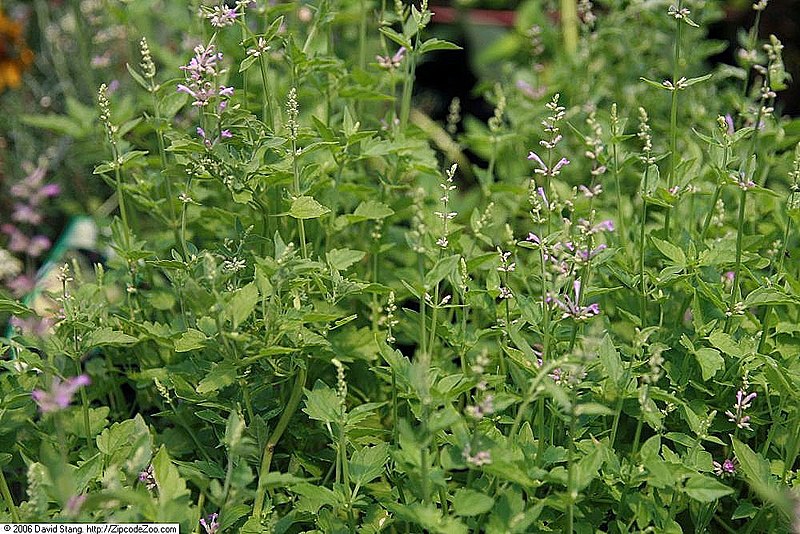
[87,328,138,348]
[197,363,236,394]
[694,348,724,380]
[350,443,389,486]
[452,489,495,516]
[744,287,795,307]
[228,283,259,329]
[152,445,190,504]
[353,200,394,220]
[651,236,686,266]
[289,196,330,219]
[303,383,341,424]
[424,254,460,290]
[326,248,366,270]
[174,328,207,352]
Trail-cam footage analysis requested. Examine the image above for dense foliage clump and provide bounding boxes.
[1,0,799,532]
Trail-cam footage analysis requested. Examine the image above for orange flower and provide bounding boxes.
[0,10,34,92]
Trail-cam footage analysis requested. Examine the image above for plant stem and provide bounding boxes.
[0,467,19,522]
[639,168,649,324]
[724,188,747,333]
[252,362,307,520]
[665,0,683,237]
[560,0,578,57]
[565,405,576,534]
[258,55,275,131]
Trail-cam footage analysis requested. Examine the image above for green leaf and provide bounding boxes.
[708,331,745,358]
[219,505,251,532]
[350,443,389,486]
[683,474,734,502]
[419,38,462,55]
[289,196,330,219]
[744,287,795,307]
[152,445,190,504]
[598,334,623,386]
[640,77,669,91]
[0,297,34,316]
[424,254,460,290]
[683,73,712,87]
[197,363,236,394]
[694,348,724,381]
[452,489,495,516]
[326,248,366,270]
[87,328,138,348]
[228,283,259,329]
[126,63,150,91]
[651,236,686,266]
[174,328,208,352]
[303,383,341,424]
[378,26,411,49]
[353,200,394,220]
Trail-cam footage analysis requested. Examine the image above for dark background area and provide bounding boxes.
[414,1,800,124]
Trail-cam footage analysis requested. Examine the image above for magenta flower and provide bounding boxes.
[220,129,232,139]
[726,389,757,430]
[376,47,406,69]
[200,512,220,534]
[31,375,91,413]
[713,458,737,477]
[549,279,601,321]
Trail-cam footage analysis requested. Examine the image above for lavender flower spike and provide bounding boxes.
[31,375,91,413]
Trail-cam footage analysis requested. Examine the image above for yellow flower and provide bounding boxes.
[0,10,34,92]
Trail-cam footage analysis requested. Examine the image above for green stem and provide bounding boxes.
[291,137,308,259]
[639,172,649,325]
[252,363,307,520]
[560,0,578,57]
[724,188,747,333]
[258,55,275,131]
[665,1,683,237]
[0,466,20,522]
[565,405,576,534]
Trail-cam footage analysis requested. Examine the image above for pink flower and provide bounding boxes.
[12,204,42,225]
[220,129,232,139]
[31,375,91,413]
[27,235,51,258]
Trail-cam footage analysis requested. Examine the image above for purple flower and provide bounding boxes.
[726,389,756,430]
[724,114,735,135]
[220,129,232,139]
[27,235,51,258]
[65,494,86,516]
[209,7,238,27]
[552,157,570,174]
[200,512,220,534]
[139,465,157,491]
[713,458,736,477]
[12,203,42,225]
[549,279,601,321]
[197,127,206,138]
[527,151,546,170]
[377,47,406,69]
[31,375,91,413]
[177,44,230,108]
